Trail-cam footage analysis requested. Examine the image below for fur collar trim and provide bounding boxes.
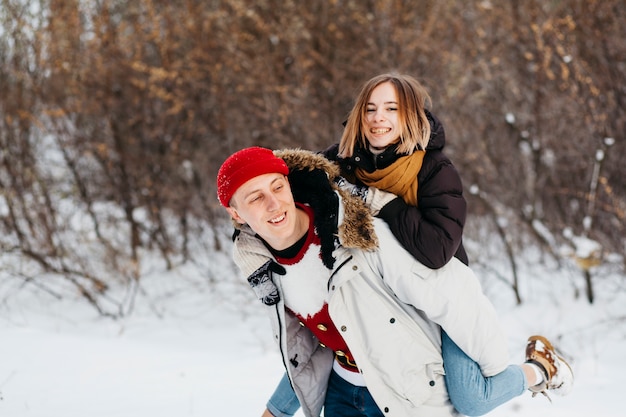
[274,148,378,253]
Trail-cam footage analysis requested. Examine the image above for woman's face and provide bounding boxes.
[363,81,401,150]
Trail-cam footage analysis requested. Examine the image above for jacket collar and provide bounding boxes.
[274,149,378,253]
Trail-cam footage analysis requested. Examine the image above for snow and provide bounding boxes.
[1,236,624,417]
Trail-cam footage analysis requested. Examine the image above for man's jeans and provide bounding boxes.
[323,369,384,417]
[267,331,527,417]
[266,372,301,417]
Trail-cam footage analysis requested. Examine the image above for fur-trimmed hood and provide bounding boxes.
[274,148,378,258]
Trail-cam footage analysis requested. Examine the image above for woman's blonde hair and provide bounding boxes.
[339,73,432,158]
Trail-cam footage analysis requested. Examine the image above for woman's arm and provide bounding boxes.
[377,156,467,268]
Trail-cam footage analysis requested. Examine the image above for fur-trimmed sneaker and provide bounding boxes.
[525,335,574,400]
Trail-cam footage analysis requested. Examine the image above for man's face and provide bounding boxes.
[227,173,303,250]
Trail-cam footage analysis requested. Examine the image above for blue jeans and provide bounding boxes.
[266,372,301,417]
[268,369,384,417]
[324,369,384,416]
[441,331,526,416]
[267,331,526,417]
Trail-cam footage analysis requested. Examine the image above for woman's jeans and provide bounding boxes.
[441,331,526,416]
[267,331,527,417]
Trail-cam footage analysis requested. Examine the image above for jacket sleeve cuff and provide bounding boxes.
[376,195,408,220]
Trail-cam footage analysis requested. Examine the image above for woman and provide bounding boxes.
[323,73,467,269]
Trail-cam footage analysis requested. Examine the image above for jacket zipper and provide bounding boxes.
[327,255,353,291]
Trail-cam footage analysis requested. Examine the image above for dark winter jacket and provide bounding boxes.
[323,110,468,269]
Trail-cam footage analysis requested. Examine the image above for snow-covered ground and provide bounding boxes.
[1,240,624,417]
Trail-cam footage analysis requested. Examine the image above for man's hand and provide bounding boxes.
[247,259,285,306]
[261,408,275,417]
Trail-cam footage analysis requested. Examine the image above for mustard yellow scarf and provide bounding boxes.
[355,150,425,207]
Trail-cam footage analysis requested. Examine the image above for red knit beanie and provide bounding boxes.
[216,147,289,207]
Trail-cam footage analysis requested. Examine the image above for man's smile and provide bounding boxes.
[269,213,286,224]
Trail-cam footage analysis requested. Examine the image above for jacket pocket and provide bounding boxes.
[401,362,447,407]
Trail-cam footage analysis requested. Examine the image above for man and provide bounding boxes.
[216,147,571,417]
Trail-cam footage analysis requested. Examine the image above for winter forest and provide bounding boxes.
[1,1,625,416]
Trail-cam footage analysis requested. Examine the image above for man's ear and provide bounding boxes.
[226,206,246,224]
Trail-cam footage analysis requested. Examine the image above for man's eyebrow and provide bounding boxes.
[242,175,285,199]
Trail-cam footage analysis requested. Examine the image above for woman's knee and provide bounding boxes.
[449,397,491,417]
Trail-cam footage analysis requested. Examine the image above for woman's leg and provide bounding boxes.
[441,330,526,416]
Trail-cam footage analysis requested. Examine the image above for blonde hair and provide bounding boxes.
[339,73,432,158]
